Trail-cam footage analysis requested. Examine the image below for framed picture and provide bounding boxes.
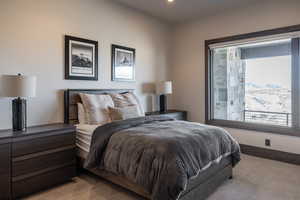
[111,44,135,82]
[65,35,98,81]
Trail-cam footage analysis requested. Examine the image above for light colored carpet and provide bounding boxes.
[25,154,300,200]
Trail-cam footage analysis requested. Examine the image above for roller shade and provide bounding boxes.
[240,42,291,60]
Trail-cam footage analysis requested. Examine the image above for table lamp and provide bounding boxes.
[1,74,36,131]
[156,81,172,112]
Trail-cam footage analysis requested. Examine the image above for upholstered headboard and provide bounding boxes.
[64,89,134,124]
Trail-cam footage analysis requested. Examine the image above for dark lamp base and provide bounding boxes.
[159,94,167,113]
[12,98,27,131]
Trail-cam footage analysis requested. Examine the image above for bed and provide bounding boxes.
[64,89,240,200]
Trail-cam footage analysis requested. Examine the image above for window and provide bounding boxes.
[206,26,300,136]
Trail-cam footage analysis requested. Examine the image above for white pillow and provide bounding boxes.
[79,93,114,125]
[77,103,88,124]
[109,92,145,116]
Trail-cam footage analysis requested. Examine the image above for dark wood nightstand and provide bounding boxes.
[146,110,188,121]
[0,123,76,200]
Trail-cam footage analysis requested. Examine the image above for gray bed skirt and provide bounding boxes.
[77,156,233,200]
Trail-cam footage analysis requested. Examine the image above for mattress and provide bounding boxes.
[75,124,98,159]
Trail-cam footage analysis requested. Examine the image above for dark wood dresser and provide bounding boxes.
[146,110,188,121]
[0,123,76,200]
[0,136,11,200]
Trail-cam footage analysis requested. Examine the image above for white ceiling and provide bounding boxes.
[114,0,261,24]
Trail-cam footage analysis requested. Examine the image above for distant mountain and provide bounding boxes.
[245,82,291,114]
[245,82,261,88]
[265,84,281,89]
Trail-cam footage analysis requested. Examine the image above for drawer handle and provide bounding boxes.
[12,162,75,182]
[13,145,75,162]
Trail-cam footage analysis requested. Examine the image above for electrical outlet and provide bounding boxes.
[265,139,271,147]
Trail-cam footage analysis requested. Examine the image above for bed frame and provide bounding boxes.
[64,89,233,200]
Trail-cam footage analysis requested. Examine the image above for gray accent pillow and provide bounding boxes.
[109,105,141,121]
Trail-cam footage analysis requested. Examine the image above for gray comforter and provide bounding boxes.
[85,116,240,200]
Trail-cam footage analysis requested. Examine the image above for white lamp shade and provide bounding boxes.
[156,81,172,95]
[0,75,36,98]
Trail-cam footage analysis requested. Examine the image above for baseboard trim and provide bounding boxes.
[240,144,300,165]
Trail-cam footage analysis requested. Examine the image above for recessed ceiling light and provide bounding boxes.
[168,0,174,3]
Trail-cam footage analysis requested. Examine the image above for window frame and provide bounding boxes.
[205,25,300,137]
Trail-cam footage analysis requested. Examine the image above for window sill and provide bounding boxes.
[206,119,300,137]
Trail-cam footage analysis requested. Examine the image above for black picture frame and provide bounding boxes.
[65,35,98,81]
[111,44,136,82]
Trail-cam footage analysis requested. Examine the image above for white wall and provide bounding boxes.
[172,0,300,154]
[0,0,172,129]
